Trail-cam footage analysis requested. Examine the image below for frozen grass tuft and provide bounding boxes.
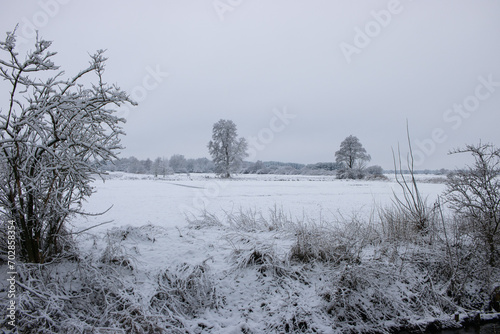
[289,222,363,265]
[186,209,224,230]
[228,234,291,277]
[225,207,294,232]
[187,205,294,232]
[99,224,168,269]
[289,215,378,265]
[99,231,137,270]
[151,262,218,318]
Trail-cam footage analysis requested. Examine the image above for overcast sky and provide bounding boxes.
[1,1,499,169]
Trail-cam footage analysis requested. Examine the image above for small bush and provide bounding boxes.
[336,167,365,180]
[365,165,389,180]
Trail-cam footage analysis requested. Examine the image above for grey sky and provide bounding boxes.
[1,1,499,169]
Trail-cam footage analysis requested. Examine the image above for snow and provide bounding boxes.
[6,172,500,332]
[75,172,446,235]
[58,172,474,332]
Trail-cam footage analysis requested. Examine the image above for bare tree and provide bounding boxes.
[208,119,248,178]
[444,143,500,266]
[0,30,134,263]
[335,135,371,179]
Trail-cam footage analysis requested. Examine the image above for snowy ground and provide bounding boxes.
[73,172,446,235]
[6,172,499,332]
[71,172,447,277]
[55,172,476,333]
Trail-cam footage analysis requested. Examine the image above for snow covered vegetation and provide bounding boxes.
[0,30,134,264]
[1,31,499,333]
[208,119,248,178]
[1,167,499,333]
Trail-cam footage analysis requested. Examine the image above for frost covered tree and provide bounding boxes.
[169,154,187,173]
[152,157,168,177]
[143,158,153,173]
[335,135,371,169]
[335,135,371,179]
[208,119,248,178]
[0,30,135,263]
[191,157,214,173]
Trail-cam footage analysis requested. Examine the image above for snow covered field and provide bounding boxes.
[69,172,441,275]
[62,172,477,333]
[73,172,446,235]
[7,172,499,333]
[71,172,448,275]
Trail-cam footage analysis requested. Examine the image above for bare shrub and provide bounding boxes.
[0,31,134,263]
[384,129,437,240]
[444,143,500,267]
[391,148,433,235]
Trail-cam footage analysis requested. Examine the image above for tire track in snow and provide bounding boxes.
[163,182,204,189]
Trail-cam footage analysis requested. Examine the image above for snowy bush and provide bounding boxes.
[444,143,500,267]
[0,31,134,263]
[365,165,388,180]
[336,167,366,180]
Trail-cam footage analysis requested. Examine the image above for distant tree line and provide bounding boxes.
[101,157,390,177]
[100,156,215,175]
[101,122,450,178]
